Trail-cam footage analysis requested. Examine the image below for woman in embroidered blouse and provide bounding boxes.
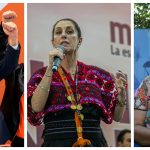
[27,18,127,147]
[134,76,150,146]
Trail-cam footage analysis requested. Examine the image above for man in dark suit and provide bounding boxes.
[0,10,20,80]
[0,10,21,146]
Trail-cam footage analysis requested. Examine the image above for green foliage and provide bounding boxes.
[134,3,150,28]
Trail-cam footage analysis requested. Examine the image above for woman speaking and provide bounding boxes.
[28,18,127,147]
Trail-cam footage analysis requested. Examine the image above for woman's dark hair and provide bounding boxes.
[117,129,131,143]
[52,18,82,40]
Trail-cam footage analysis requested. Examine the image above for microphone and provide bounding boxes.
[52,45,65,72]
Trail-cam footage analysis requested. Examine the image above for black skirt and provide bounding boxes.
[42,105,108,147]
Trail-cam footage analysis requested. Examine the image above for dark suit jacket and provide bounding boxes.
[0,45,20,80]
[0,23,20,80]
[0,23,22,143]
[1,63,24,140]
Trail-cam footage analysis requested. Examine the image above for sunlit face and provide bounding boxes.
[52,20,81,53]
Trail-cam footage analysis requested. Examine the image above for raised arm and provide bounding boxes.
[0,11,20,80]
[31,47,64,112]
[112,71,127,122]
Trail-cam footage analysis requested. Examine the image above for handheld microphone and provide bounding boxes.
[52,45,65,72]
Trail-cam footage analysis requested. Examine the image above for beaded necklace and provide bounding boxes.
[58,65,91,147]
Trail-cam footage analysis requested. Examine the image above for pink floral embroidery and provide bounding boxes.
[27,61,117,125]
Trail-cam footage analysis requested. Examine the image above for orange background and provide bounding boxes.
[0,3,24,105]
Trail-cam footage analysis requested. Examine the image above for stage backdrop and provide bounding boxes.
[134,29,150,91]
[0,3,24,105]
[27,3,131,147]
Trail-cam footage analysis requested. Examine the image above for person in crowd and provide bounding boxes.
[117,129,131,147]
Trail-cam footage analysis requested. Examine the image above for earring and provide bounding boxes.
[78,43,81,47]
[76,43,81,50]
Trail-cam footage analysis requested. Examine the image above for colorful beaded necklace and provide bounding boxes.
[58,65,91,147]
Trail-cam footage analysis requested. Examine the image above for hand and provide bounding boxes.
[2,22,18,46]
[115,70,127,90]
[111,70,127,106]
[49,47,64,66]
[2,10,17,23]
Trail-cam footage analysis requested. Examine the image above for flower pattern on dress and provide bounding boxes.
[134,76,150,110]
[27,61,117,125]
[134,76,150,128]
